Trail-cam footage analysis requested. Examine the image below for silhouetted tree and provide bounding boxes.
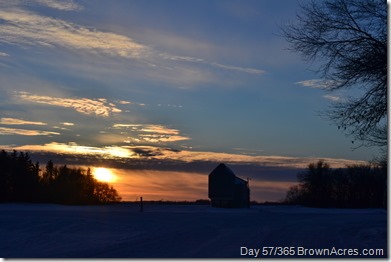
[330,168,350,207]
[285,160,386,208]
[0,151,41,202]
[48,163,121,204]
[0,150,11,201]
[43,160,55,184]
[0,150,122,205]
[297,160,333,207]
[284,185,304,205]
[94,181,122,204]
[282,0,387,148]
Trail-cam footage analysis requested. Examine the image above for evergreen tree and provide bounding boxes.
[0,150,122,205]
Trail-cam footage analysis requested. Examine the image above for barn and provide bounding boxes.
[208,163,250,208]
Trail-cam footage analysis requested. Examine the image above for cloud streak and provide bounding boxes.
[0,117,47,126]
[17,92,122,117]
[139,125,182,135]
[211,62,265,75]
[0,6,265,78]
[137,134,190,143]
[10,142,133,158]
[1,0,83,11]
[114,124,190,143]
[148,147,363,168]
[7,142,365,169]
[296,79,337,89]
[0,127,59,136]
[323,95,341,102]
[60,122,74,126]
[34,0,83,11]
[159,53,265,75]
[0,9,147,59]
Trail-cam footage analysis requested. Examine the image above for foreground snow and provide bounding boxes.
[0,203,387,258]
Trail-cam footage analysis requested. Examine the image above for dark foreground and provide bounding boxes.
[0,203,387,258]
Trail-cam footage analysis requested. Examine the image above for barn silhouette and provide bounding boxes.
[208,163,250,208]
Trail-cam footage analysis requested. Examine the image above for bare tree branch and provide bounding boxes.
[281,0,387,148]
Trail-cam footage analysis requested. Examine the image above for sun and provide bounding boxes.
[93,167,117,183]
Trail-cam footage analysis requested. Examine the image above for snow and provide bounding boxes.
[0,203,387,259]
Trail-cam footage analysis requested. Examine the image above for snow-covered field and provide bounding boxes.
[0,203,387,258]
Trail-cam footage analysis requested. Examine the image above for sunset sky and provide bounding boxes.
[0,0,380,202]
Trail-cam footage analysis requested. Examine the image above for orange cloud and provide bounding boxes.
[138,134,190,143]
[140,125,181,135]
[60,122,74,126]
[112,124,142,129]
[9,142,365,169]
[0,127,59,136]
[113,124,190,143]
[17,92,122,117]
[11,142,134,158]
[129,146,365,168]
[0,117,46,125]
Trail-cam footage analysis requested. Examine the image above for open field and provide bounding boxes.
[0,203,387,258]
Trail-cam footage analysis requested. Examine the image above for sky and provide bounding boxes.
[0,0,381,202]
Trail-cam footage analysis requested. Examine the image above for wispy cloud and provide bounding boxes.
[139,125,182,135]
[0,127,59,136]
[0,9,147,59]
[150,147,366,168]
[17,92,122,117]
[0,117,47,125]
[113,124,190,143]
[0,6,265,79]
[159,53,205,63]
[116,100,146,107]
[295,79,336,89]
[10,142,134,158]
[138,134,190,143]
[126,146,364,169]
[8,142,365,169]
[34,0,83,11]
[297,80,344,102]
[159,53,265,75]
[60,122,74,126]
[211,62,265,75]
[323,95,341,102]
[146,148,361,168]
[112,124,141,129]
[117,100,133,105]
[0,0,83,11]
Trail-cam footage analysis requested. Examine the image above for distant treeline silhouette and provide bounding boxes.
[284,160,386,208]
[0,150,121,204]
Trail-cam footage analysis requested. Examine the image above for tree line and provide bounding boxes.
[284,160,386,208]
[0,150,121,205]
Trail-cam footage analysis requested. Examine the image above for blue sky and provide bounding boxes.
[0,0,381,201]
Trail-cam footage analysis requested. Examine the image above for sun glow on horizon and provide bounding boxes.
[93,167,117,183]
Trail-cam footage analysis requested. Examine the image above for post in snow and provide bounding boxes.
[140,196,143,212]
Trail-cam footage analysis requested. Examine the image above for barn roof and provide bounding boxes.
[209,163,236,178]
[209,163,247,184]
[234,176,247,185]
